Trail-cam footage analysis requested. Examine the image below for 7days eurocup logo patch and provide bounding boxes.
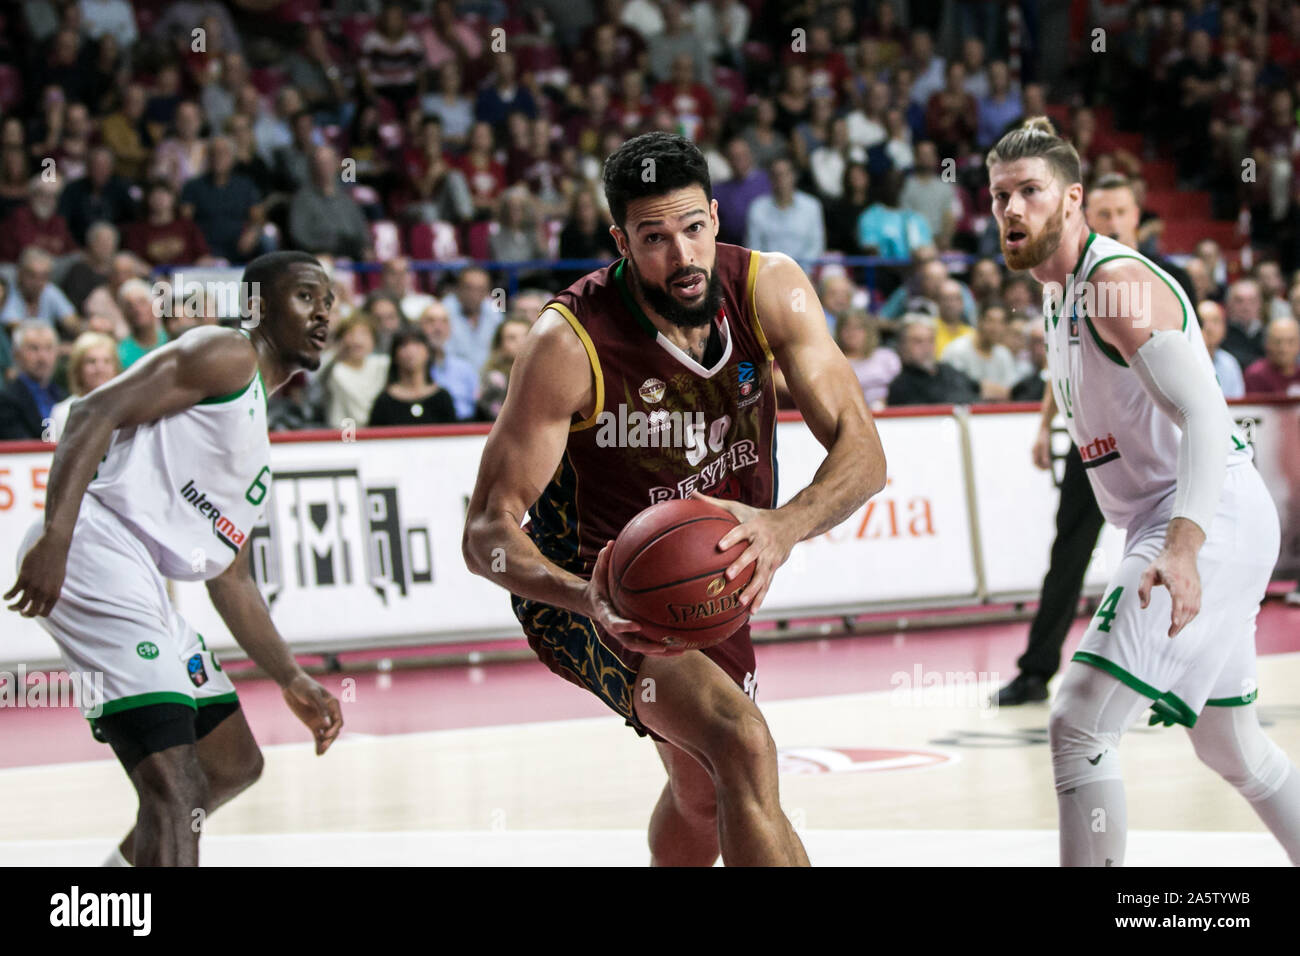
[187,654,209,688]
[737,361,760,408]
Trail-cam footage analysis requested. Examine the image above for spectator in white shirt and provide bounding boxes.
[744,156,825,265]
[940,303,1019,400]
[317,313,390,429]
[80,0,138,49]
[845,81,891,150]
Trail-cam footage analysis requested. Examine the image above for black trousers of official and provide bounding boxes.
[1016,443,1106,680]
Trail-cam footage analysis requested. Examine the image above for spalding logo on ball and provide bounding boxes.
[609,498,754,650]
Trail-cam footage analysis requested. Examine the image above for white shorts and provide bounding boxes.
[17,493,238,722]
[1070,464,1281,727]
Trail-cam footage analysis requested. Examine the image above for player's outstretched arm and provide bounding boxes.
[1089,259,1230,637]
[462,309,672,655]
[206,537,343,755]
[697,252,887,612]
[6,327,258,618]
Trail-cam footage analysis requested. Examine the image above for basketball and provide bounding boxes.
[609,497,754,650]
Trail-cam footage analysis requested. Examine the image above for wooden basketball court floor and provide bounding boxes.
[2,604,1298,866]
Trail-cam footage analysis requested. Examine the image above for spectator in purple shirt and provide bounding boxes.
[713,136,770,246]
[837,309,900,410]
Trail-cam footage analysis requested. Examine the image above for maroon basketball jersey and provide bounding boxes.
[526,242,778,578]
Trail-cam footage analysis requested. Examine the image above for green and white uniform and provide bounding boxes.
[1045,232,1280,726]
[16,365,272,719]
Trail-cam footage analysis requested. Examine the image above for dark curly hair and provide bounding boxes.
[602,132,712,231]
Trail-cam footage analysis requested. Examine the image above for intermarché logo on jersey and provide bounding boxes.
[1079,432,1122,469]
[180,478,248,552]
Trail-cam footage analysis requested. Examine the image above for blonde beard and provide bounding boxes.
[1003,198,1065,271]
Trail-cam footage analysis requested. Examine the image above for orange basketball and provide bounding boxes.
[609,498,753,650]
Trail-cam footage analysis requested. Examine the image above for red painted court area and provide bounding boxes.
[4,602,1298,770]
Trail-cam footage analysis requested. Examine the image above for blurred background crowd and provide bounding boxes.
[1,0,1299,443]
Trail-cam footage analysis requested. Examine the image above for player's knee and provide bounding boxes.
[135,757,210,819]
[212,746,264,796]
[702,707,775,775]
[1048,700,1121,793]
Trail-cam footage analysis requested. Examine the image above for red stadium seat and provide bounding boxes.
[249,67,286,96]
[0,65,20,113]
[340,15,375,57]
[543,219,564,258]
[370,220,404,260]
[409,221,461,261]
[712,66,748,114]
[464,221,496,260]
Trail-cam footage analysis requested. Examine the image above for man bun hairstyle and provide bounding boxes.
[986,115,1082,187]
[603,131,712,231]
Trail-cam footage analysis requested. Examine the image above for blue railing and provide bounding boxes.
[329,253,981,297]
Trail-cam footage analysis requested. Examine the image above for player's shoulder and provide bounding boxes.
[167,325,259,393]
[751,249,806,295]
[531,305,590,356]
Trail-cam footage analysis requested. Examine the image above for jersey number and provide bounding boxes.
[245,465,271,506]
[1054,378,1074,420]
[685,415,732,467]
[1094,586,1123,633]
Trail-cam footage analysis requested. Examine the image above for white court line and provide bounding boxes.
[0,829,1289,867]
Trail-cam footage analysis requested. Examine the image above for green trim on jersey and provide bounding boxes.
[1048,231,1098,328]
[98,691,200,717]
[1072,650,1199,728]
[197,371,258,405]
[612,258,661,338]
[1205,690,1259,707]
[1080,253,1190,368]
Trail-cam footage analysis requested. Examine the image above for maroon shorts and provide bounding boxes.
[510,593,757,739]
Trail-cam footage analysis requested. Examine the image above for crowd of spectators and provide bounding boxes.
[2,1,1300,442]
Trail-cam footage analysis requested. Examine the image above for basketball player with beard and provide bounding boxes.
[988,117,1300,865]
[464,132,886,866]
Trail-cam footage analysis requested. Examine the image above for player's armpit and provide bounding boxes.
[1084,259,1187,360]
[751,252,887,538]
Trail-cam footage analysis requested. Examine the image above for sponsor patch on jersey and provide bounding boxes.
[638,378,665,404]
[737,361,761,407]
[1079,432,1121,468]
[180,478,247,552]
[187,653,209,688]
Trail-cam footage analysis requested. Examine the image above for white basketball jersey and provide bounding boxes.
[1043,232,1252,531]
[86,364,271,582]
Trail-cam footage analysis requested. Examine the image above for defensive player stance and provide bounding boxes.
[464,133,885,866]
[7,251,343,866]
[988,118,1300,865]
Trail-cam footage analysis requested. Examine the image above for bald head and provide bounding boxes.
[1198,300,1227,352]
[1265,315,1300,374]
